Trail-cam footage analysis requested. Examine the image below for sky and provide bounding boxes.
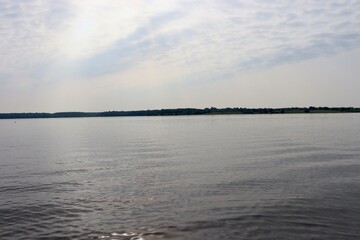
[0,0,360,112]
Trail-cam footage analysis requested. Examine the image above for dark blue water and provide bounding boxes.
[1,114,360,239]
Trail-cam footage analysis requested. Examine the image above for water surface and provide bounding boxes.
[1,114,360,239]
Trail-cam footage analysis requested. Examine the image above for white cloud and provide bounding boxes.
[0,0,359,111]
[103,0,360,88]
[0,0,180,72]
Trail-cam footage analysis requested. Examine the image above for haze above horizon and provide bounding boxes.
[1,0,360,112]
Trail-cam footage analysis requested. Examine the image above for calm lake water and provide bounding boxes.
[1,114,360,239]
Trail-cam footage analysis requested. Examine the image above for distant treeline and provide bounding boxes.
[0,107,359,119]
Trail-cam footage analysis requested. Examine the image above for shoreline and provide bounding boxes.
[1,107,359,120]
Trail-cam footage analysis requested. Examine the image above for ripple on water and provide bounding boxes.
[1,115,360,239]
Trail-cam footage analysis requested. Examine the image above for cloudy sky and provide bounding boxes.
[0,0,359,112]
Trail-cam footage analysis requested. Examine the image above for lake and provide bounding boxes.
[1,114,360,239]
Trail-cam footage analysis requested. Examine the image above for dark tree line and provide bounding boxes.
[0,107,359,119]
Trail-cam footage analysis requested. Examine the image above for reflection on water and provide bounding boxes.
[0,114,360,239]
[97,227,172,239]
